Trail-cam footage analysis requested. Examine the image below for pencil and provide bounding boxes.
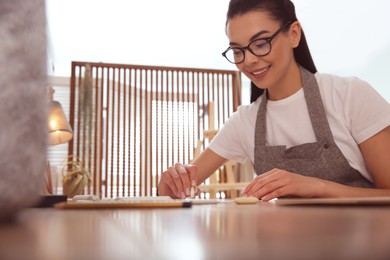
[55,200,192,209]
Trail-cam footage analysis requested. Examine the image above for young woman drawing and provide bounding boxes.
[158,0,390,201]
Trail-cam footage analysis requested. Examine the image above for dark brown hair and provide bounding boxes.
[226,0,317,102]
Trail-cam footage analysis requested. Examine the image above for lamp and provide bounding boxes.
[48,87,73,145]
[41,86,73,200]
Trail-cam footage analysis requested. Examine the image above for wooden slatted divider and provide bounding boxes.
[69,61,241,198]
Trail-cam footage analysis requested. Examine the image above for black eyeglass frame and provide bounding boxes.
[222,21,294,64]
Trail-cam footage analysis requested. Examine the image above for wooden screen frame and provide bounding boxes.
[69,61,241,198]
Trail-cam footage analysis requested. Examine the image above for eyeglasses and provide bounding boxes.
[222,21,293,64]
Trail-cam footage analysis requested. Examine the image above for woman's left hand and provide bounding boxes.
[242,168,327,201]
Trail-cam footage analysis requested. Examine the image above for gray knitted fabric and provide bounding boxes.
[0,0,47,220]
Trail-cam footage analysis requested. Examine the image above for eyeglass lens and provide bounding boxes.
[224,39,270,64]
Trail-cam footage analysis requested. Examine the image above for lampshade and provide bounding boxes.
[48,100,73,145]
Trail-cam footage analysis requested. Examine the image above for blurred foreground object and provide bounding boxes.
[0,0,47,220]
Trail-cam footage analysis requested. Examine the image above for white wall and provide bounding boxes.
[46,0,390,103]
[296,0,390,102]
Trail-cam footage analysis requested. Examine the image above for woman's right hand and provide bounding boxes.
[158,163,199,199]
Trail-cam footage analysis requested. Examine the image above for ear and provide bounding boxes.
[289,21,302,48]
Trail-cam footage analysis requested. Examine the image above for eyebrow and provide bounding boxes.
[229,30,270,47]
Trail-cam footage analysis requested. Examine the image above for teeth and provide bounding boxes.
[253,67,269,75]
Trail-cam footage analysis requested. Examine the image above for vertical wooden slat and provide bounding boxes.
[96,67,102,197]
[197,72,203,150]
[148,70,154,196]
[76,67,83,158]
[164,70,169,170]
[181,71,186,163]
[192,72,198,161]
[145,69,149,196]
[87,66,96,195]
[133,69,137,196]
[149,70,153,195]
[80,66,87,168]
[145,69,150,196]
[129,69,133,196]
[139,69,144,196]
[112,67,116,197]
[225,74,229,126]
[168,70,172,167]
[155,70,160,195]
[158,70,164,191]
[105,68,110,197]
[180,71,185,163]
[217,74,222,128]
[88,66,99,197]
[234,71,241,113]
[220,74,225,129]
[176,70,179,167]
[87,66,93,195]
[133,68,137,197]
[68,64,76,160]
[121,68,126,197]
[202,72,207,137]
[186,72,191,162]
[115,68,120,197]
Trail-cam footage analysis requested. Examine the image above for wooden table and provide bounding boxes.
[1,201,390,260]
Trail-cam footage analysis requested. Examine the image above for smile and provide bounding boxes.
[253,66,270,75]
[251,65,271,77]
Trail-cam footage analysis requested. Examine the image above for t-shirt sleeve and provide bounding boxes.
[207,107,251,164]
[344,78,390,144]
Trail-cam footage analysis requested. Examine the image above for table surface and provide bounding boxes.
[1,200,390,260]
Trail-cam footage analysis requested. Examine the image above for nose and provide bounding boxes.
[243,48,259,65]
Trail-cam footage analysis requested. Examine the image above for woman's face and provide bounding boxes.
[226,10,300,92]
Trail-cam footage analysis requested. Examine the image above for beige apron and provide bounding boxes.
[254,67,374,188]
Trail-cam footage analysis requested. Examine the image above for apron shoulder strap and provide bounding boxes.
[300,67,334,142]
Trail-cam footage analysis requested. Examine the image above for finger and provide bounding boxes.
[243,179,267,196]
[159,170,178,198]
[260,186,289,201]
[175,163,192,197]
[242,180,256,195]
[243,168,281,195]
[245,179,277,197]
[251,176,290,199]
[242,168,280,196]
[245,170,285,197]
[167,166,185,198]
[184,164,198,187]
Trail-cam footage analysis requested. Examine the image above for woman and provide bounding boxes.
[158,0,390,201]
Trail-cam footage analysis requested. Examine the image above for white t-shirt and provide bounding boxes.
[208,72,390,182]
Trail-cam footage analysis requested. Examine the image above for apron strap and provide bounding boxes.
[254,92,268,162]
[300,67,334,142]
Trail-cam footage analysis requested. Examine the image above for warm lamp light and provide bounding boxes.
[47,86,73,145]
[48,100,73,145]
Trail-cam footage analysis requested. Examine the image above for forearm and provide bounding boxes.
[191,148,227,185]
[319,179,390,198]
